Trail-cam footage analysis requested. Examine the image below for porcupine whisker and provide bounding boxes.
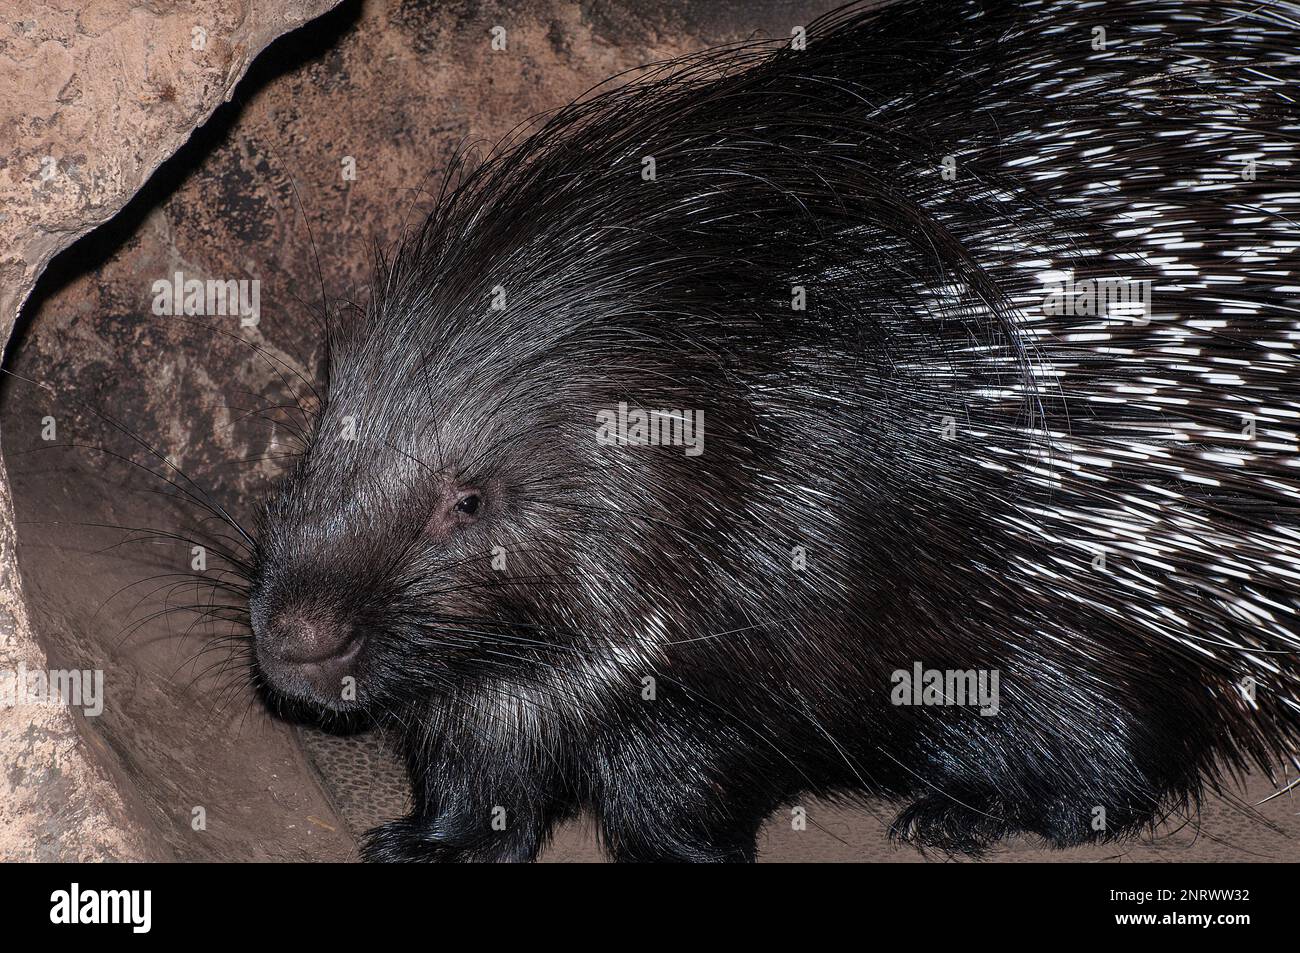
[14,517,251,641]
[20,516,251,583]
[73,524,249,571]
[2,397,256,569]
[107,574,249,629]
[17,441,255,555]
[277,163,332,349]
[173,629,256,687]
[113,584,247,653]
[165,314,321,434]
[214,401,312,450]
[13,429,261,667]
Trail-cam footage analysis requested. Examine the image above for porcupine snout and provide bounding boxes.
[250,586,365,707]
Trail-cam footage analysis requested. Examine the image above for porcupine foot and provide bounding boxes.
[361,806,557,863]
[888,778,1178,855]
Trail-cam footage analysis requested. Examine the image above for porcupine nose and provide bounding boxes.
[266,611,354,664]
[251,598,365,708]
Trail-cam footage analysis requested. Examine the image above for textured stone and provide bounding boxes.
[0,0,345,862]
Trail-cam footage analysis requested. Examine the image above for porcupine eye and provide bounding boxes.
[424,489,482,539]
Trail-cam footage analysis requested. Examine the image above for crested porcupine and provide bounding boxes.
[246,0,1300,861]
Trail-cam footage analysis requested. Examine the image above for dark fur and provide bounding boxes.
[248,0,1300,861]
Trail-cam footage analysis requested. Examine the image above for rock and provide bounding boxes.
[0,0,344,862]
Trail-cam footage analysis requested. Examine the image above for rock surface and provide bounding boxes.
[0,0,345,861]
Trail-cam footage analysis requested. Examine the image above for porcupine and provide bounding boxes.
[245,0,1300,861]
